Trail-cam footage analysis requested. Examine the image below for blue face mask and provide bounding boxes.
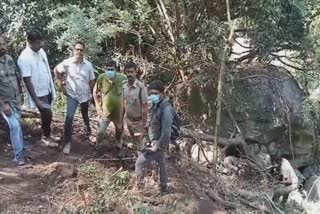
[149,94,161,104]
[106,69,116,79]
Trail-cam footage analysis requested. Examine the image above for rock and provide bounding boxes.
[42,162,77,179]
[302,167,316,180]
[223,65,315,167]
[304,175,320,202]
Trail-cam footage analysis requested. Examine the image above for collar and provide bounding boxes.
[128,79,138,88]
[71,56,85,64]
[26,45,38,55]
[0,55,6,64]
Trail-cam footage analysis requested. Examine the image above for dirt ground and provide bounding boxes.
[0,114,227,214]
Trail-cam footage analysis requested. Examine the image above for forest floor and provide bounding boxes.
[0,109,306,214]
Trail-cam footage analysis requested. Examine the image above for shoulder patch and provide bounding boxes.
[137,80,146,89]
[122,79,128,85]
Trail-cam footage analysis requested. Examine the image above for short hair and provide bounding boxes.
[27,29,42,42]
[149,80,165,92]
[270,152,282,162]
[106,59,117,68]
[125,61,137,70]
[74,40,86,49]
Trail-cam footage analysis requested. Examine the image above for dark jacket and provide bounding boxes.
[148,96,173,150]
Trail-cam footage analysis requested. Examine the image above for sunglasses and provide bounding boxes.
[75,48,85,52]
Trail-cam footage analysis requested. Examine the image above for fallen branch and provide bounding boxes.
[181,128,243,147]
[238,198,271,213]
[0,185,22,195]
[237,189,262,200]
[91,157,136,162]
[263,194,285,214]
[206,191,238,209]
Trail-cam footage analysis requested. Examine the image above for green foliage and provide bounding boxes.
[0,0,50,57]
[248,0,308,56]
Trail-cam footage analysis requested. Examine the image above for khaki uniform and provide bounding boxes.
[123,79,148,151]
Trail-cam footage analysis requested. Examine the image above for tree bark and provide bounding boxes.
[213,0,235,170]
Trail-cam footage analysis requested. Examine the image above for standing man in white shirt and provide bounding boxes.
[54,41,95,154]
[18,29,59,147]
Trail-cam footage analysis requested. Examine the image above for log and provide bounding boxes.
[206,191,238,209]
[181,128,243,147]
[238,198,271,213]
[237,189,261,201]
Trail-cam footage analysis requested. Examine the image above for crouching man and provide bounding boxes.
[135,80,173,194]
[271,152,299,204]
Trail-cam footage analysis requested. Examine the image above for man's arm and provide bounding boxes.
[157,106,173,149]
[53,64,67,95]
[93,83,102,116]
[140,86,149,130]
[89,80,95,92]
[142,103,148,128]
[89,65,96,92]
[281,176,293,185]
[120,96,125,125]
[53,66,64,81]
[23,77,43,109]
[0,97,12,116]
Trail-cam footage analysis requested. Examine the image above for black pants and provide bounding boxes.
[38,93,53,137]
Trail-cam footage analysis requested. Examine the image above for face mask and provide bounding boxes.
[106,69,116,79]
[149,94,161,104]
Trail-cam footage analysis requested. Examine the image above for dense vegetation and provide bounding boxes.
[2,0,320,117]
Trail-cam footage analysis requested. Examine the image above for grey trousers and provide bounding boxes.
[135,149,168,187]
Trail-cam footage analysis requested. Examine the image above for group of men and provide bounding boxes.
[0,29,173,193]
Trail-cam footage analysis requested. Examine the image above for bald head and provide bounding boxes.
[0,34,7,57]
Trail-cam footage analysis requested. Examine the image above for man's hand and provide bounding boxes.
[145,144,159,153]
[2,103,12,116]
[20,94,24,106]
[35,99,44,110]
[61,85,67,96]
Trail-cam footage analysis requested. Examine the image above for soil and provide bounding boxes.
[0,114,224,214]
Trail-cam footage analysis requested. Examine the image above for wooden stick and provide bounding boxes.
[213,0,235,170]
[238,198,271,213]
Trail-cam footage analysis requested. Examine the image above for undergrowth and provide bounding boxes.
[64,161,197,214]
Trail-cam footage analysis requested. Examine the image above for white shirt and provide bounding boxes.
[57,57,95,103]
[281,158,299,186]
[18,46,56,108]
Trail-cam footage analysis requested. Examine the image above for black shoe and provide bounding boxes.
[84,126,91,137]
[160,184,169,195]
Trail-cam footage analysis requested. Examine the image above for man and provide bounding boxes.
[121,61,148,155]
[271,152,299,204]
[135,80,173,194]
[18,29,59,147]
[0,34,25,165]
[54,41,95,154]
[93,60,127,150]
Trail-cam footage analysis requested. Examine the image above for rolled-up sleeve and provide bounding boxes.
[141,86,148,104]
[89,65,95,81]
[18,57,32,78]
[56,60,66,73]
[158,106,173,149]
